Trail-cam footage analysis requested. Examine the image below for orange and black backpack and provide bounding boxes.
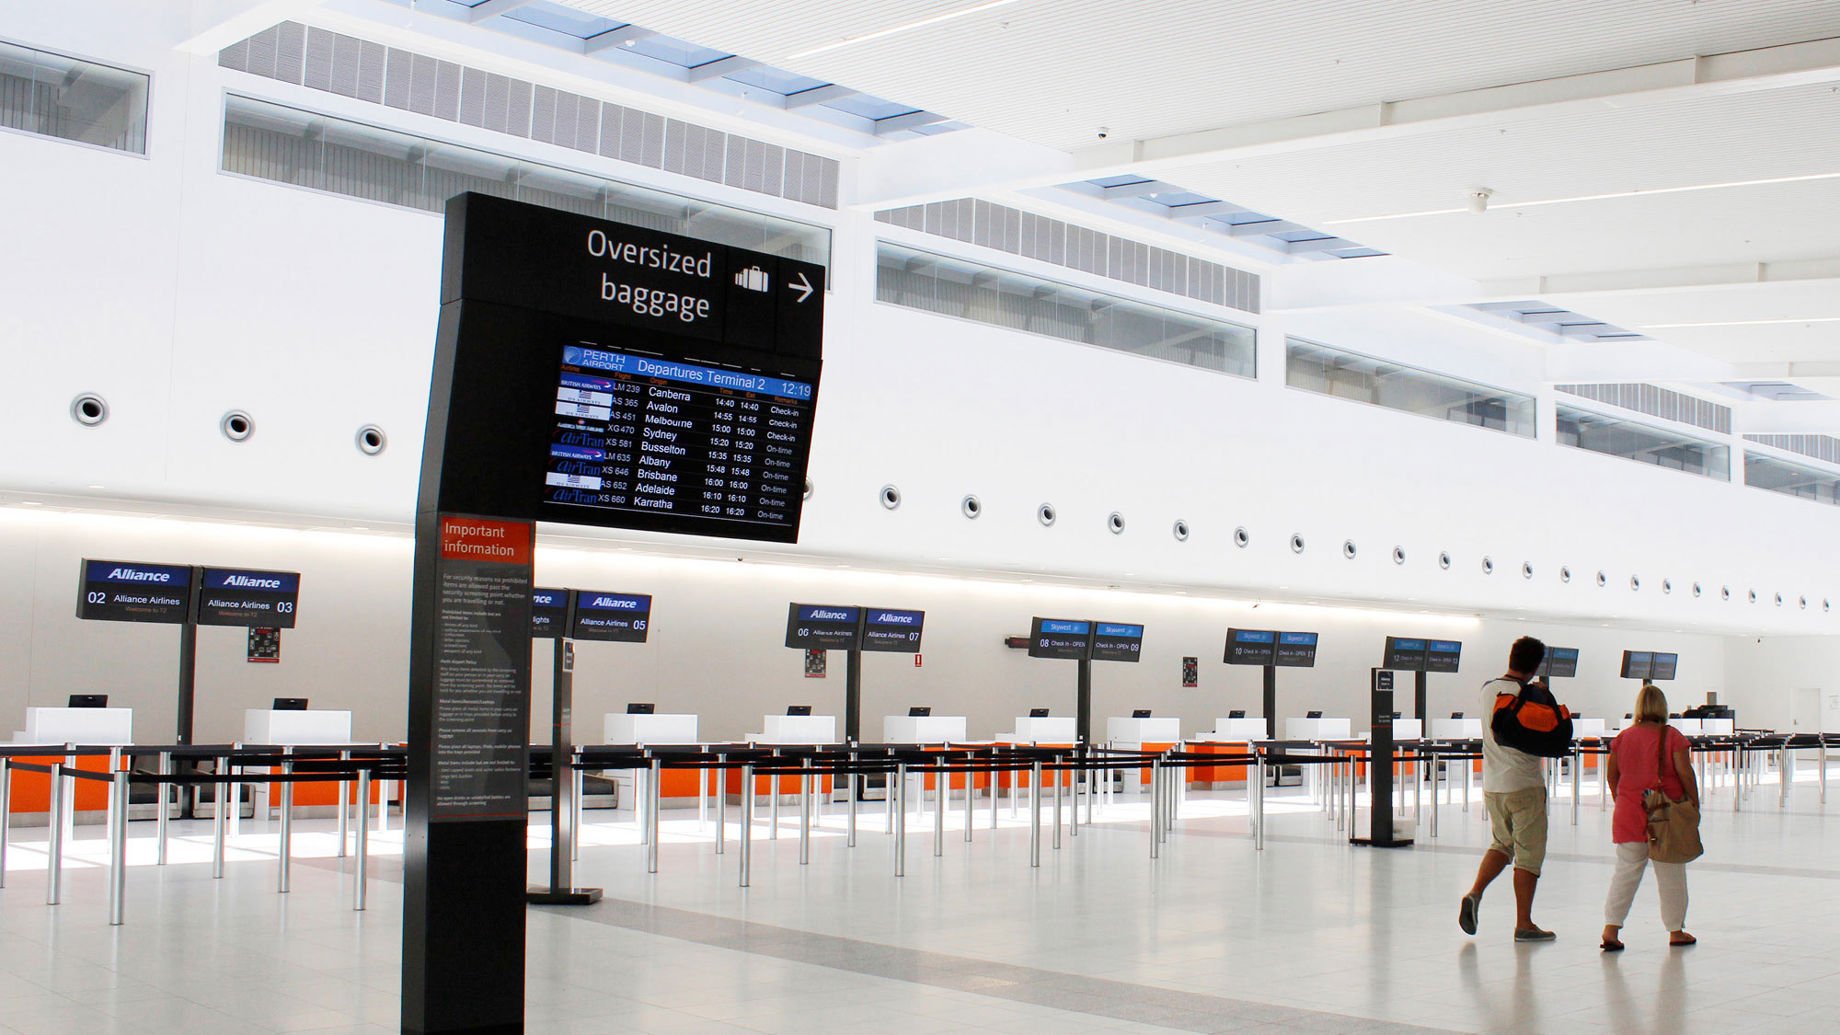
[1490,677,1574,757]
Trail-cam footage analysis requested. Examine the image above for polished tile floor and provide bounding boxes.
[3,763,1838,1033]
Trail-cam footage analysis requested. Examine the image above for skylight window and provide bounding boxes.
[502,5,622,38]
[723,66,830,96]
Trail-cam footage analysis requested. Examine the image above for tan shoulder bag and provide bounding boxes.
[1643,725,1704,864]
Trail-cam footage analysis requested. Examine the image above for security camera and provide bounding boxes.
[1096,126,1109,139]
[1467,188,1494,214]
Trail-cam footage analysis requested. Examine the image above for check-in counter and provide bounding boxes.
[1380,719,1424,741]
[604,713,699,745]
[1204,717,1269,740]
[19,706,133,746]
[244,709,352,745]
[1284,717,1352,741]
[1108,717,1181,791]
[1699,718,1735,736]
[1669,718,1705,736]
[883,715,967,743]
[751,714,837,744]
[1430,718,1483,740]
[1002,715,1077,743]
[1191,719,1266,786]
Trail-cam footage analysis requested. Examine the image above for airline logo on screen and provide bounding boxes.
[202,569,300,593]
[580,593,650,612]
[1280,632,1318,646]
[533,589,568,609]
[1039,620,1089,635]
[799,605,859,623]
[1428,640,1460,654]
[1097,623,1144,638]
[85,561,191,586]
[868,610,922,627]
[1235,630,1276,643]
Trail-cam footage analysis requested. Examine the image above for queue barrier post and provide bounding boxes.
[1571,748,1581,827]
[1029,761,1042,868]
[800,768,813,866]
[336,750,351,859]
[108,769,128,926]
[716,754,728,856]
[278,757,294,894]
[155,751,171,866]
[1820,742,1827,805]
[963,760,974,843]
[45,763,64,905]
[846,754,858,849]
[1149,760,1161,859]
[1068,760,1079,838]
[699,761,708,832]
[0,758,10,889]
[1253,754,1265,852]
[989,754,1000,830]
[355,767,370,911]
[647,758,662,874]
[739,763,753,888]
[770,752,781,841]
[212,757,227,880]
[894,762,907,878]
[1052,757,1062,851]
[933,765,945,858]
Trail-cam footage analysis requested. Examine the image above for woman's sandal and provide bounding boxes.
[1600,938,1625,952]
[1669,933,1697,947]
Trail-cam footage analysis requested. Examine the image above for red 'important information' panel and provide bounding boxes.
[431,517,533,821]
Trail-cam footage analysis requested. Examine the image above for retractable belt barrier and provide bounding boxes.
[7,730,1836,921]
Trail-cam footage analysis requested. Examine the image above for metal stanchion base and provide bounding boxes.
[1348,837,1415,848]
[525,887,603,905]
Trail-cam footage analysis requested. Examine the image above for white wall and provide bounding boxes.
[0,2,1833,742]
[1721,636,1840,732]
[0,506,1731,745]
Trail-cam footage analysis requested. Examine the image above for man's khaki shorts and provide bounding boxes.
[1484,787,1549,876]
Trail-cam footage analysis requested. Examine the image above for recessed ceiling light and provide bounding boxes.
[1642,316,1840,329]
[1324,170,1840,226]
[19,501,42,506]
[788,0,1027,58]
[87,484,104,490]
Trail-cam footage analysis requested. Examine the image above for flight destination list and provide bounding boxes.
[544,345,816,529]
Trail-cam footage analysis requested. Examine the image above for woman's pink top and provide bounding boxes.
[1610,723,1690,844]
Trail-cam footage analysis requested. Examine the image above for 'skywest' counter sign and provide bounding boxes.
[1424,639,1462,674]
[570,592,651,643]
[1029,618,1093,661]
[196,567,301,628]
[76,560,193,624]
[1275,631,1320,668]
[1090,622,1145,663]
[1225,628,1278,666]
[860,608,925,653]
[786,603,861,650]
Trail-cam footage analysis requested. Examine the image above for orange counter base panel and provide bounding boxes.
[6,754,120,814]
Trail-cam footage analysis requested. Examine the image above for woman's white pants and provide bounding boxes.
[1604,841,1688,931]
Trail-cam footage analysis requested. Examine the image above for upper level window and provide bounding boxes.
[0,40,147,154]
[1556,405,1730,481]
[1285,338,1536,438]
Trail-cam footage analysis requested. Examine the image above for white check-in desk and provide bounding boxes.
[882,715,967,744]
[750,714,838,745]
[604,713,699,745]
[244,709,353,745]
[1107,716,1181,791]
[1203,718,1269,741]
[17,707,133,746]
[1284,717,1353,742]
[999,716,1077,743]
[1430,718,1483,740]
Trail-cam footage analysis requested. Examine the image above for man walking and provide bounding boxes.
[1459,636,1555,942]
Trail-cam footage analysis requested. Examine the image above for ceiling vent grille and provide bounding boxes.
[1746,433,1840,466]
[220,22,838,209]
[1555,383,1730,435]
[876,199,1260,314]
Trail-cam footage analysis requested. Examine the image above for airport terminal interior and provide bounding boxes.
[4,2,1840,1033]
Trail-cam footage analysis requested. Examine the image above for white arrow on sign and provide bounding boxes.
[790,271,813,303]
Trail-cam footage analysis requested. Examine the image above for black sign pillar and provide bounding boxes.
[1415,671,1428,723]
[177,569,202,745]
[528,588,600,905]
[1354,669,1412,849]
[845,644,864,743]
[1076,658,1094,746]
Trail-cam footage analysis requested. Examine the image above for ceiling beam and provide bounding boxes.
[1286,237,1352,255]
[783,83,855,109]
[1226,219,1303,237]
[1161,200,1243,221]
[583,24,654,54]
[1487,256,1840,299]
[467,0,538,23]
[874,110,950,135]
[685,55,756,82]
[1073,36,1840,180]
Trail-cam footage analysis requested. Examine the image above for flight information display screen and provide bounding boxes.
[1425,639,1463,674]
[570,591,651,643]
[1384,637,1428,671]
[1538,647,1579,679]
[1275,631,1319,668]
[1029,618,1093,661]
[545,344,815,533]
[1620,650,1653,680]
[785,603,861,650]
[76,559,192,624]
[861,608,925,653]
[196,567,301,628]
[1225,628,1278,666]
[1649,652,1678,681]
[1090,622,1145,663]
[531,588,570,639]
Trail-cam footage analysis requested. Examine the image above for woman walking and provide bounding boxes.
[1601,683,1699,951]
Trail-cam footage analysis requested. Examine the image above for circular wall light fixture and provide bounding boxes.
[803,479,814,501]
[1775,592,1785,607]
[1107,511,1126,535]
[1692,582,1703,598]
[221,410,255,442]
[1392,546,1406,565]
[1290,533,1306,554]
[1038,503,1057,527]
[879,484,901,510]
[1560,565,1573,583]
[960,494,981,519]
[355,424,386,456]
[1342,540,1358,560]
[1662,578,1673,595]
[1721,586,1732,601]
[1522,561,1534,580]
[1234,526,1251,548]
[1481,556,1495,575]
[70,393,109,427]
[1630,575,1642,592]
[1596,570,1609,588]
[1172,519,1190,542]
[1748,589,1758,604]
[1438,551,1452,570]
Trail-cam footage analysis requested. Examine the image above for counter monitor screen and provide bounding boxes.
[1225,628,1278,666]
[272,698,308,711]
[1131,709,1152,718]
[1650,652,1679,681]
[908,706,931,717]
[1383,636,1428,671]
[861,607,925,653]
[1029,707,1050,718]
[1028,617,1093,660]
[1425,640,1462,674]
[1228,709,1246,719]
[76,559,193,625]
[571,591,652,643]
[1306,710,1323,719]
[626,703,655,714]
[1619,650,1653,680]
[196,567,302,629]
[786,705,812,716]
[68,694,108,708]
[1538,646,1580,679]
[1451,711,1464,719]
[1274,631,1319,667]
[1090,621,1145,663]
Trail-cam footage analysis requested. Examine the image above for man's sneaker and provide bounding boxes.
[1458,894,1480,936]
[1514,927,1557,943]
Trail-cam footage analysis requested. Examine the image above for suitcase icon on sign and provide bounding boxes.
[734,266,770,292]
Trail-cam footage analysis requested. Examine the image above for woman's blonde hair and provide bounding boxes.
[1634,683,1669,724]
